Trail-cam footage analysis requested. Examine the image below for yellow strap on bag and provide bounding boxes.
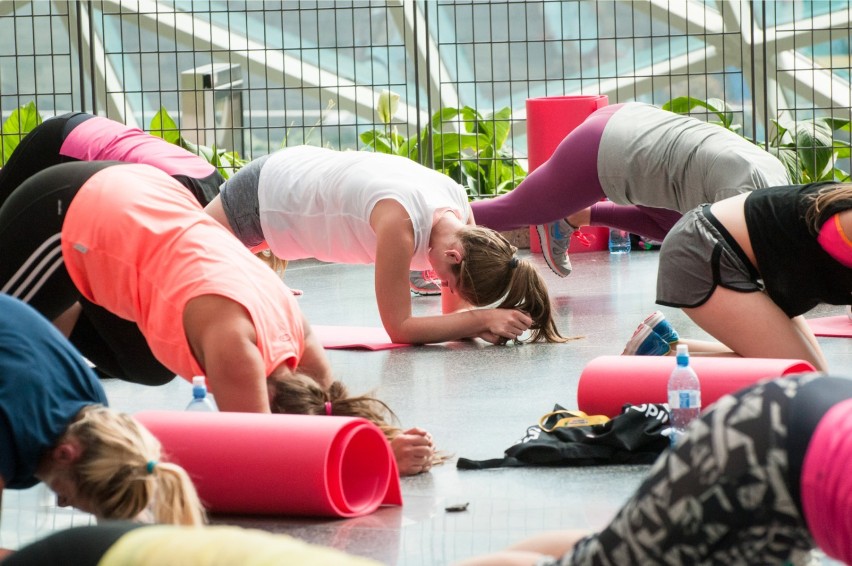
[538,409,610,432]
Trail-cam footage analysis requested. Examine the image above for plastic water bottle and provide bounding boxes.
[186,376,217,412]
[608,228,631,254]
[667,344,700,447]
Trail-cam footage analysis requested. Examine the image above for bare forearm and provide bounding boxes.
[383,310,486,344]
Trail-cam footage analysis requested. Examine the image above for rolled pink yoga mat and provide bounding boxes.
[577,356,817,417]
[137,411,402,517]
[526,95,610,253]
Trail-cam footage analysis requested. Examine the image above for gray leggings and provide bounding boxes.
[218,154,270,247]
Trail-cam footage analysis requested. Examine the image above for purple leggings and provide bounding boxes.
[471,104,681,241]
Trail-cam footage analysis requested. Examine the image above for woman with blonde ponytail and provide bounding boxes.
[61,407,205,526]
[269,374,440,476]
[204,146,565,345]
[0,295,205,549]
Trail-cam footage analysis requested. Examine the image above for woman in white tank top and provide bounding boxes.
[205,146,565,347]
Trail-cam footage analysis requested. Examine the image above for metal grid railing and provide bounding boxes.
[0,1,849,191]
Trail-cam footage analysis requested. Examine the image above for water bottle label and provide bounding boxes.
[668,390,701,409]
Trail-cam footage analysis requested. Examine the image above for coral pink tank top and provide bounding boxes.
[61,164,303,380]
[60,116,215,178]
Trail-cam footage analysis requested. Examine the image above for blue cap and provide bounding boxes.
[675,344,689,366]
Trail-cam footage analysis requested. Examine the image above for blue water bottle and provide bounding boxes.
[186,376,217,412]
[608,228,631,254]
[667,344,700,447]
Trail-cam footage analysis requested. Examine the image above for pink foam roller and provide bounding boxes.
[136,411,402,517]
[526,95,609,253]
[577,356,817,417]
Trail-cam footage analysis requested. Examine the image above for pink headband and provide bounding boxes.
[324,401,332,415]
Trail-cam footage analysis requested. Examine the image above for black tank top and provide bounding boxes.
[744,183,852,316]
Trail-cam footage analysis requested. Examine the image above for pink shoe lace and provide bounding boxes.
[421,269,440,282]
[572,230,594,247]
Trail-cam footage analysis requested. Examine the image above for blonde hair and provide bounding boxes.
[806,183,852,232]
[65,406,206,526]
[453,226,566,343]
[269,374,444,467]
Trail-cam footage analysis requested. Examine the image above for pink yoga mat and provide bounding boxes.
[313,325,410,350]
[527,95,610,253]
[137,411,402,517]
[807,315,852,337]
[577,356,817,417]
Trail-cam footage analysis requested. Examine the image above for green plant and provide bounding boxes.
[663,96,851,183]
[148,107,247,179]
[1,102,43,166]
[360,91,527,197]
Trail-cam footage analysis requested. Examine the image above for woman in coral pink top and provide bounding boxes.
[0,161,328,409]
[0,161,436,475]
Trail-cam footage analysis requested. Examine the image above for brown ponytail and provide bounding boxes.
[270,374,400,439]
[454,226,568,343]
[269,374,444,467]
[66,406,206,526]
[805,183,852,232]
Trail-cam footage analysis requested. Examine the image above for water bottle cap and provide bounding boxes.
[675,344,689,365]
[191,376,207,399]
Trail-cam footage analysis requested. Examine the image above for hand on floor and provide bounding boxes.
[391,427,435,476]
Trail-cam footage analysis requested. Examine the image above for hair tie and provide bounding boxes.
[509,256,519,269]
[145,460,157,475]
[324,401,332,415]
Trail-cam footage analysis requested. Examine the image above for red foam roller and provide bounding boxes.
[526,95,609,253]
[136,411,402,517]
[577,356,817,417]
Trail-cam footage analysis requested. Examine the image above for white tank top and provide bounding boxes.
[257,146,470,270]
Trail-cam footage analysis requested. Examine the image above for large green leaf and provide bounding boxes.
[821,117,851,133]
[771,147,803,183]
[827,166,850,182]
[1,102,42,165]
[433,132,490,161]
[662,96,734,129]
[793,121,834,181]
[429,107,462,132]
[833,139,851,160]
[485,107,513,150]
[148,107,181,145]
[359,130,394,154]
[458,106,482,135]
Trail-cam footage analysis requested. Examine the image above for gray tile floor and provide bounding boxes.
[2,248,849,564]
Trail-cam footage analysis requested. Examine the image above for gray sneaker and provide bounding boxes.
[409,270,442,296]
[536,219,574,277]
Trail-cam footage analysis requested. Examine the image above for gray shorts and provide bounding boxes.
[656,205,764,308]
[218,154,271,248]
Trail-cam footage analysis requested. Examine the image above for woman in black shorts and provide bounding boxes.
[624,182,852,372]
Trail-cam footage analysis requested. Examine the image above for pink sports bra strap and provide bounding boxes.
[816,213,852,268]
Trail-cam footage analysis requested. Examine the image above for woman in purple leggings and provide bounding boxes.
[471,102,789,277]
